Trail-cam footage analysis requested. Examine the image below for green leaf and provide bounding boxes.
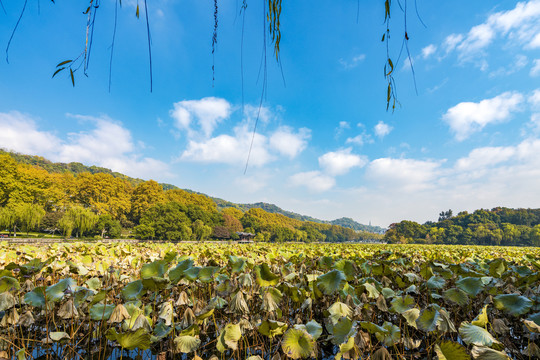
[142,276,169,291]
[294,320,322,341]
[52,67,65,78]
[402,308,420,328]
[136,4,139,18]
[46,278,76,303]
[122,280,145,301]
[375,321,401,347]
[168,259,193,283]
[56,59,72,67]
[106,328,151,350]
[456,277,484,297]
[258,320,288,338]
[330,317,355,345]
[416,305,440,332]
[317,269,346,295]
[443,288,470,307]
[488,259,506,278]
[390,295,416,314]
[89,303,115,321]
[217,323,242,352]
[281,328,315,359]
[254,263,280,287]
[198,266,220,282]
[427,276,446,290]
[229,255,246,273]
[328,301,352,324]
[434,341,471,360]
[493,294,532,316]
[459,322,500,347]
[141,260,167,279]
[24,287,46,307]
[362,282,380,299]
[0,276,20,293]
[173,335,201,353]
[70,68,75,87]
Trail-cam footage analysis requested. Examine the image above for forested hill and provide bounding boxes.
[2,149,381,233]
[385,208,540,247]
[1,149,179,190]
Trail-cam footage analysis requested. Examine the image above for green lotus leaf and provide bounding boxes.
[294,320,323,341]
[163,251,177,263]
[45,278,76,303]
[209,296,228,309]
[318,256,334,269]
[381,287,395,299]
[122,280,145,301]
[198,266,220,283]
[459,322,500,347]
[456,277,484,297]
[416,305,440,332]
[434,341,471,360]
[390,295,416,314]
[404,272,421,283]
[0,276,20,293]
[106,328,151,350]
[24,287,46,307]
[513,265,533,278]
[262,287,283,312]
[362,282,380,299]
[360,321,387,334]
[472,305,489,328]
[471,345,511,360]
[179,324,200,337]
[49,332,70,342]
[168,259,194,283]
[330,317,355,345]
[174,335,201,353]
[254,263,280,287]
[402,308,420,328]
[282,328,315,359]
[328,301,352,324]
[0,292,16,311]
[333,259,355,281]
[375,321,401,347]
[258,320,288,338]
[152,322,172,342]
[85,278,101,291]
[493,294,532,316]
[488,259,506,278]
[183,267,201,281]
[405,284,418,294]
[142,276,169,291]
[217,323,242,352]
[229,256,246,273]
[427,276,446,290]
[140,260,167,279]
[443,288,470,307]
[89,303,115,321]
[89,289,109,306]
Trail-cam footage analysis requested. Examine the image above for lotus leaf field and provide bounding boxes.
[0,242,539,360]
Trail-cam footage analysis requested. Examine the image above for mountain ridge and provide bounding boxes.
[1,149,384,233]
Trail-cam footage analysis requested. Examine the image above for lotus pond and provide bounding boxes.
[0,242,539,360]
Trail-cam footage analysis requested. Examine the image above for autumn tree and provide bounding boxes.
[130,180,166,223]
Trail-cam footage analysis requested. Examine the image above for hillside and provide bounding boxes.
[1,149,383,233]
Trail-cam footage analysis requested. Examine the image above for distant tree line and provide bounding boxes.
[0,152,381,242]
[385,208,540,246]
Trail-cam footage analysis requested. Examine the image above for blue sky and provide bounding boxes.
[1,1,540,227]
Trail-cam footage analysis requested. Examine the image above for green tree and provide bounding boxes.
[60,206,98,238]
[0,207,17,237]
[16,203,46,235]
[94,214,122,239]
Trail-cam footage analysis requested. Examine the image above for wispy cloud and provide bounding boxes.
[339,54,366,69]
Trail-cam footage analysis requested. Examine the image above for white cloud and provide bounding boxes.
[318,148,367,176]
[529,89,540,108]
[531,59,540,76]
[441,1,540,67]
[366,158,441,192]
[0,112,170,179]
[442,91,524,141]
[421,44,437,59]
[180,123,273,167]
[289,171,336,192]
[489,54,528,77]
[170,97,231,138]
[455,146,516,171]
[339,54,366,69]
[374,121,393,138]
[0,112,61,155]
[269,126,310,158]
